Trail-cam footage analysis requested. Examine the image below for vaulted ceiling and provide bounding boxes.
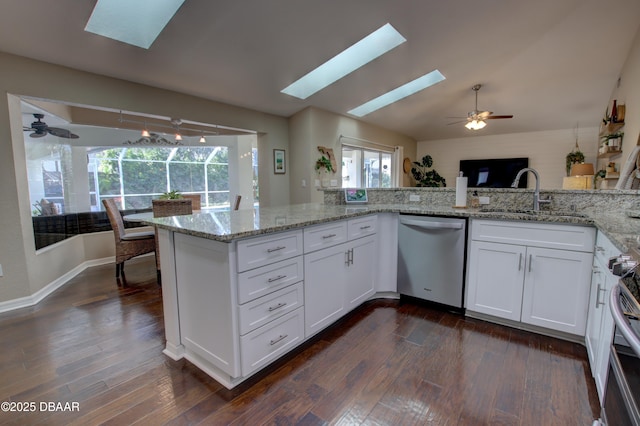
[1,0,639,141]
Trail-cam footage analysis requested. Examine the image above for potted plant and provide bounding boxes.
[411,155,446,187]
[153,190,192,217]
[601,132,624,152]
[158,190,183,199]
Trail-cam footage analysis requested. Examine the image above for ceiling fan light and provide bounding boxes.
[465,119,486,130]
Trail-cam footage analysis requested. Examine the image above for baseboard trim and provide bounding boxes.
[0,256,114,314]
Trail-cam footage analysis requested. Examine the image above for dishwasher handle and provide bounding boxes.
[399,218,464,230]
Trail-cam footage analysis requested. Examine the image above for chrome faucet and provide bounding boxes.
[511,167,551,211]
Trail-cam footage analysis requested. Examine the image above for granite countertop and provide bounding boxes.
[143,203,640,253]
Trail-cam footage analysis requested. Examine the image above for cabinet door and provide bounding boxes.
[466,241,526,321]
[304,242,348,338]
[345,235,377,310]
[594,271,616,402]
[585,259,606,370]
[520,247,593,335]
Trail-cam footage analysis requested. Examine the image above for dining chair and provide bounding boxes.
[102,198,156,278]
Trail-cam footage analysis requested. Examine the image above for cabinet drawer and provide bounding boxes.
[348,215,377,240]
[304,221,348,253]
[240,307,304,376]
[238,282,304,335]
[237,230,303,272]
[237,256,303,304]
[471,219,595,252]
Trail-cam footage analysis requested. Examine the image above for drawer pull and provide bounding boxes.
[269,334,288,345]
[322,234,337,239]
[596,284,606,308]
[267,246,286,253]
[360,225,371,230]
[268,302,287,312]
[267,274,287,283]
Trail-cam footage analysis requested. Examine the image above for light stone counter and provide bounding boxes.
[142,202,640,254]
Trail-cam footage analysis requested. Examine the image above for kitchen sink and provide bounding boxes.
[478,208,589,218]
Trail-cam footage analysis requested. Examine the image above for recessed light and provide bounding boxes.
[85,0,186,49]
[281,23,406,99]
[348,70,446,117]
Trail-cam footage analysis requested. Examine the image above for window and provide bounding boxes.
[342,146,392,188]
[87,146,232,210]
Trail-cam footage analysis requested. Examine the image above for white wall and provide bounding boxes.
[417,127,599,189]
[289,107,417,204]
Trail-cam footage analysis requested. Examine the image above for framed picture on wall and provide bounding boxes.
[274,149,285,174]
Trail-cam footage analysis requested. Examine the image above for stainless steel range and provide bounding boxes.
[597,254,640,426]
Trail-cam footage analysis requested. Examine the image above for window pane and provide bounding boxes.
[208,192,230,207]
[169,163,205,192]
[341,147,361,188]
[364,150,380,188]
[207,164,229,191]
[381,152,392,188]
[122,160,166,194]
[124,194,154,210]
[173,147,212,162]
[122,147,173,161]
[97,160,121,195]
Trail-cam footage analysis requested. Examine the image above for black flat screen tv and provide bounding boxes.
[460,157,529,188]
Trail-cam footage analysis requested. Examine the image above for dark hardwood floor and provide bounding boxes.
[0,257,600,425]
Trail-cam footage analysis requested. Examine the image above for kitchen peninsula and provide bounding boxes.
[145,188,640,389]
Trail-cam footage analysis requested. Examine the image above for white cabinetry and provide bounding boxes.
[173,228,305,387]
[466,220,595,336]
[585,231,618,402]
[168,214,380,389]
[467,241,526,321]
[304,216,377,338]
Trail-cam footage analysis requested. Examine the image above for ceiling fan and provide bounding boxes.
[23,113,79,139]
[449,84,513,130]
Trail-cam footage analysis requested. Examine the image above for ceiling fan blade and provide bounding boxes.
[29,131,47,138]
[486,115,513,120]
[447,120,467,125]
[477,111,493,119]
[48,127,79,139]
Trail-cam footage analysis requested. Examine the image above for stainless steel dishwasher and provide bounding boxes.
[397,215,467,310]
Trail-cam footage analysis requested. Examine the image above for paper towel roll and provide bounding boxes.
[455,176,468,207]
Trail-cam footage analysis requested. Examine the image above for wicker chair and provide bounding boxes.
[182,194,201,210]
[102,198,156,278]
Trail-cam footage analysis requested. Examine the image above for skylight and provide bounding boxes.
[281,23,406,99]
[85,0,186,49]
[348,70,446,117]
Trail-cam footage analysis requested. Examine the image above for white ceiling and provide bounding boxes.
[1,0,639,141]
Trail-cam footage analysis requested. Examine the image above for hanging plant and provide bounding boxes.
[565,150,585,176]
[411,155,446,187]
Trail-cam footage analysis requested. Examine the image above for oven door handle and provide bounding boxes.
[610,284,640,356]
